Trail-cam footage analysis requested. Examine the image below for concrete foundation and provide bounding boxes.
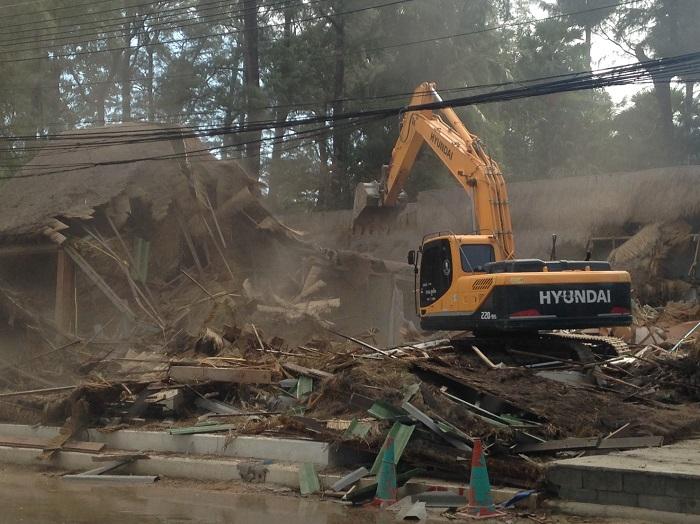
[0,424,530,506]
[0,423,367,466]
[546,438,700,515]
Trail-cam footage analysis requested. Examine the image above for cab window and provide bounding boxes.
[419,239,452,307]
[460,244,494,272]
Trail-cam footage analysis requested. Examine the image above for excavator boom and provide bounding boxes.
[353,82,515,260]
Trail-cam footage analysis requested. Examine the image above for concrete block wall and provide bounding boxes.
[547,465,700,515]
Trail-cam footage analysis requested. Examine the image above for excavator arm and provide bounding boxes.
[355,82,515,260]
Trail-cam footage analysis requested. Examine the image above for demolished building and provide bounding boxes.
[0,124,412,378]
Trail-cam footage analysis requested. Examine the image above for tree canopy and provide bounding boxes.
[0,0,698,209]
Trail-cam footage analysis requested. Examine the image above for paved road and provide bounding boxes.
[2,466,646,523]
[1,466,412,524]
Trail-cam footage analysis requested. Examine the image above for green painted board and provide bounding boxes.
[298,462,321,496]
[367,400,404,420]
[168,424,236,435]
[296,375,313,399]
[345,468,425,503]
[369,422,415,475]
[343,417,372,440]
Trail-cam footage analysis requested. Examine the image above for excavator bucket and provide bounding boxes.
[352,181,402,233]
[352,181,381,222]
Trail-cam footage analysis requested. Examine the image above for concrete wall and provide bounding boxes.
[284,166,700,262]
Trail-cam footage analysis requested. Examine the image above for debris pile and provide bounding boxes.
[0,129,698,514]
[608,220,699,303]
[2,303,700,496]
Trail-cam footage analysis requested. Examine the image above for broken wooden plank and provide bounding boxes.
[470,345,500,369]
[91,453,149,462]
[63,474,158,483]
[326,328,394,358]
[168,424,236,435]
[79,460,131,476]
[0,385,77,399]
[514,437,601,454]
[64,245,136,321]
[169,366,272,384]
[0,435,104,453]
[282,362,333,380]
[402,401,471,452]
[597,436,664,450]
[330,467,369,492]
[194,396,241,415]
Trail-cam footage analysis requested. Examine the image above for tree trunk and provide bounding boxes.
[267,110,290,207]
[146,41,156,122]
[47,57,63,134]
[584,25,592,68]
[223,46,243,159]
[317,135,332,209]
[635,45,674,156]
[267,6,294,207]
[96,41,122,126]
[121,50,132,122]
[684,80,694,161]
[242,0,262,178]
[330,15,347,208]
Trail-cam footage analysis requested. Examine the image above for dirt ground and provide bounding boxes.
[0,464,653,524]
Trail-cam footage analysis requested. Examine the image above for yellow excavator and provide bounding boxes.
[354,82,632,341]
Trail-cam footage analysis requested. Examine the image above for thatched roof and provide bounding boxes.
[0,123,216,239]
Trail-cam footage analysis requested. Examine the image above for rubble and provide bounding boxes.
[0,128,698,517]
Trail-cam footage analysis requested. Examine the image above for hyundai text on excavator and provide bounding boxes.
[353,82,632,353]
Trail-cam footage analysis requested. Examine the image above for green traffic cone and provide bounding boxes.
[373,436,398,505]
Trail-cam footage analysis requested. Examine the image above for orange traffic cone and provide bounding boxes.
[459,438,506,519]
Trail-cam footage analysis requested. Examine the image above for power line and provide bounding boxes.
[3,114,382,178]
[0,0,411,62]
[0,0,311,51]
[2,49,698,169]
[363,0,642,54]
[0,0,224,31]
[4,49,694,149]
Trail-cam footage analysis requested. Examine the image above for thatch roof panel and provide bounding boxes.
[0,123,207,238]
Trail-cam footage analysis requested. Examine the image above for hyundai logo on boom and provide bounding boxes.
[539,289,611,305]
[430,132,453,160]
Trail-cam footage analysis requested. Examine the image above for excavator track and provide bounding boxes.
[453,331,627,364]
[542,331,628,358]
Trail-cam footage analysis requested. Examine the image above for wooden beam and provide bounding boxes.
[169,365,272,384]
[0,243,57,258]
[282,362,333,380]
[0,385,77,398]
[63,246,136,321]
[514,437,601,454]
[54,249,76,334]
[597,436,664,450]
[0,435,104,453]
